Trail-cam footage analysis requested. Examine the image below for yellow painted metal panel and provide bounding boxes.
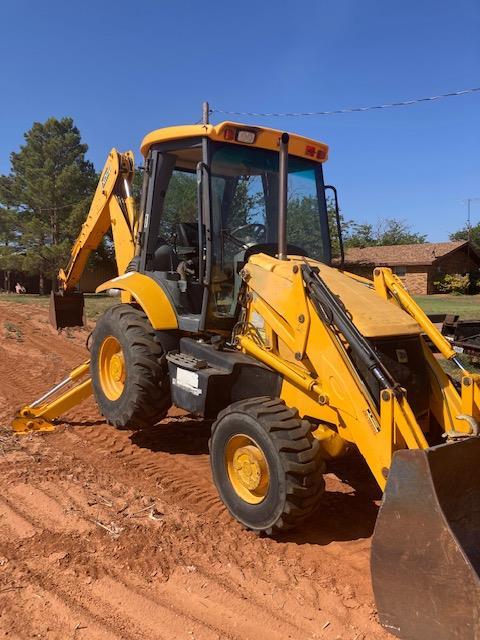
[246,254,421,338]
[96,272,178,330]
[140,121,329,163]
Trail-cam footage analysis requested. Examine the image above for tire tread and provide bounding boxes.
[211,396,325,535]
[91,304,170,429]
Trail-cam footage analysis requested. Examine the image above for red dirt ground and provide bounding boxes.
[0,301,389,640]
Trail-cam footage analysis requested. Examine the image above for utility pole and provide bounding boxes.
[202,101,209,125]
[463,197,480,242]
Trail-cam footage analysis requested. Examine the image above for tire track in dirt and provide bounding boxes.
[46,420,385,639]
[1,480,310,640]
[63,423,227,519]
[0,496,37,539]
[0,479,227,638]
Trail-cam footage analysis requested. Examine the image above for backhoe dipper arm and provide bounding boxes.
[58,149,137,292]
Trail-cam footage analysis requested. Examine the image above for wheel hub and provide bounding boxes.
[225,435,270,504]
[109,353,124,382]
[98,336,126,400]
[233,445,267,491]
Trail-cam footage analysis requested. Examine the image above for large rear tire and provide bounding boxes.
[209,397,325,535]
[90,304,171,429]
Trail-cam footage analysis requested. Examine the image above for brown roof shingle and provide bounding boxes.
[341,241,473,266]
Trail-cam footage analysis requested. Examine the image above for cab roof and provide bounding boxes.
[140,121,329,163]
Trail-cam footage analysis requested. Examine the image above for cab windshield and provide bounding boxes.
[210,142,330,264]
[206,142,330,323]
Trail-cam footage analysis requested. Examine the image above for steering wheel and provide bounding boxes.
[231,223,266,241]
[224,223,266,250]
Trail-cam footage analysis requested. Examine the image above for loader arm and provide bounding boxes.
[372,266,463,364]
[50,149,138,328]
[237,254,480,486]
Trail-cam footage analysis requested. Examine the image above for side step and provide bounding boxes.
[371,437,480,640]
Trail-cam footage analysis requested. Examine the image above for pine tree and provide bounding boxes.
[0,117,96,292]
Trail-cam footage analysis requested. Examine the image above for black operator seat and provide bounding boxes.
[148,238,180,272]
[148,223,200,272]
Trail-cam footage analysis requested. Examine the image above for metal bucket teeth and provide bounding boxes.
[49,291,86,329]
[371,437,480,640]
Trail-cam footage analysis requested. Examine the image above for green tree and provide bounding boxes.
[450,223,480,247]
[162,171,198,239]
[345,218,426,248]
[376,218,426,245]
[132,166,145,209]
[344,222,376,248]
[327,198,353,258]
[0,207,22,290]
[0,117,97,292]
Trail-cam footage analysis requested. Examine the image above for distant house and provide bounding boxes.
[339,240,480,295]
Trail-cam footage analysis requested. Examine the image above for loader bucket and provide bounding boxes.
[49,291,86,329]
[371,437,480,640]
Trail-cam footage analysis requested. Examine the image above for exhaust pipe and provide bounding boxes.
[278,132,289,260]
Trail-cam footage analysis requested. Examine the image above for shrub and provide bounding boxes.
[434,273,470,294]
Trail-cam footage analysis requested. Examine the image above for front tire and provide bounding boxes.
[90,304,171,428]
[209,397,325,535]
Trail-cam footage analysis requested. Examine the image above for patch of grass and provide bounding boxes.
[84,295,118,320]
[0,293,117,320]
[3,321,23,342]
[414,294,480,320]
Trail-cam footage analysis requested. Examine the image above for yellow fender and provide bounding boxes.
[96,271,178,330]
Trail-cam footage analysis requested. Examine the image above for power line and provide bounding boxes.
[211,86,480,118]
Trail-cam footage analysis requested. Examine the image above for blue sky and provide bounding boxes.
[1,0,479,241]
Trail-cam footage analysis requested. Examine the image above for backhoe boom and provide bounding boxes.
[50,149,138,328]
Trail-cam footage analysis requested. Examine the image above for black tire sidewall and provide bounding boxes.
[210,411,288,531]
[91,310,134,422]
[90,306,168,427]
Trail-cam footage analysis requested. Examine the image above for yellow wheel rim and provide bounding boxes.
[225,434,270,504]
[98,336,126,401]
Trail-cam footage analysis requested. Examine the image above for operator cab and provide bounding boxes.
[138,123,332,333]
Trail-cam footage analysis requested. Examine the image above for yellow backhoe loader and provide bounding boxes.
[13,104,480,640]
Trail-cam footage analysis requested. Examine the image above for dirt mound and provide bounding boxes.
[0,301,388,639]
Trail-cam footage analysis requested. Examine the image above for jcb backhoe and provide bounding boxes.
[13,105,480,640]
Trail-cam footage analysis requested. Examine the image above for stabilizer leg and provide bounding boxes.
[12,361,92,435]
